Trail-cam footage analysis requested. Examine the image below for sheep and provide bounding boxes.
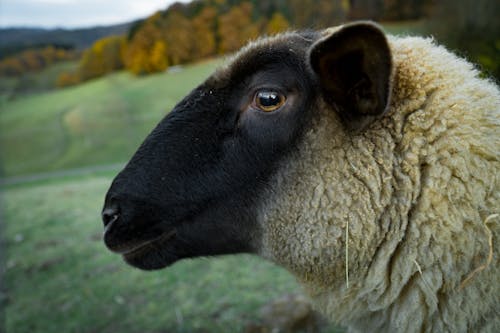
[102,22,500,332]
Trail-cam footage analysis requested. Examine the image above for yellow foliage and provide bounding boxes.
[164,12,194,65]
[192,6,217,59]
[56,71,80,88]
[150,41,169,72]
[78,35,125,80]
[124,21,170,75]
[218,2,259,54]
[266,12,290,35]
[0,46,75,77]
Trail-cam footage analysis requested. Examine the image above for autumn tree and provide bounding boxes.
[79,35,125,81]
[289,0,315,27]
[0,46,74,77]
[315,0,349,27]
[0,58,24,76]
[266,12,290,35]
[150,40,169,72]
[125,24,157,74]
[124,12,169,75]
[22,49,44,71]
[348,0,384,20]
[217,2,261,54]
[382,0,428,21]
[100,36,126,73]
[56,71,80,88]
[192,6,218,59]
[163,11,194,65]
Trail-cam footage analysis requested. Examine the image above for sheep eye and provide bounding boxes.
[254,90,286,112]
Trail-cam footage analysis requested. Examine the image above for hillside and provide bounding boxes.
[0,59,221,178]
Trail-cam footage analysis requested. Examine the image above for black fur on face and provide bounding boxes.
[102,32,320,270]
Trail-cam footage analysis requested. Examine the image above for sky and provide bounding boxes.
[0,0,190,29]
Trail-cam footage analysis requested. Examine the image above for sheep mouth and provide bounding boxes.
[120,229,177,259]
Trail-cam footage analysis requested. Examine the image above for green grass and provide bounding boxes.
[0,60,221,177]
[2,174,344,332]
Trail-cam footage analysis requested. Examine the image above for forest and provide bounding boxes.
[1,0,499,87]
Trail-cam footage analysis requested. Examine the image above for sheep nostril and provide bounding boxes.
[102,207,120,228]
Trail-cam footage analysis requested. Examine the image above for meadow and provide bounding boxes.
[0,59,345,332]
[0,60,222,178]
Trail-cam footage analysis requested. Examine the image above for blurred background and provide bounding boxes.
[0,0,498,332]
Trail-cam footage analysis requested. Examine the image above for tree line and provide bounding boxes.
[2,0,497,86]
[58,0,301,86]
[0,46,76,77]
[56,0,442,86]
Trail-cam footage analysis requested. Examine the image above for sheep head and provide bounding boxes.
[102,22,393,276]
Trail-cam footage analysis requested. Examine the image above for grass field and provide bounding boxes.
[2,172,344,333]
[0,59,221,177]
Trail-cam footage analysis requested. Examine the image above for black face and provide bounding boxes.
[102,33,319,270]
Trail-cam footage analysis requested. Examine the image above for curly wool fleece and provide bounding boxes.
[258,35,499,332]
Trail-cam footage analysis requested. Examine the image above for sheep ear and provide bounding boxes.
[309,22,392,120]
